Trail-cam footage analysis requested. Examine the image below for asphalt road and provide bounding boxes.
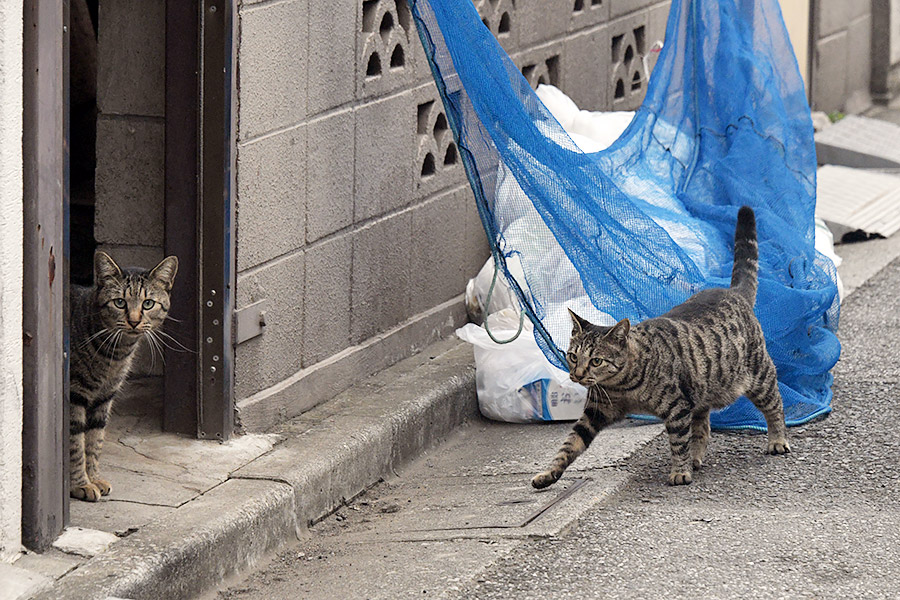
[210,257,900,600]
[447,259,900,600]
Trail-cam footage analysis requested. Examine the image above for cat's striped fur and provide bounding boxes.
[532,206,789,488]
[69,252,178,501]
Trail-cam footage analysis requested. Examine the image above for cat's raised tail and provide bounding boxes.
[730,206,758,304]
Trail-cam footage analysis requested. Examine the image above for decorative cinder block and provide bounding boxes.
[608,11,650,110]
[569,0,610,32]
[413,86,463,198]
[358,0,415,98]
[472,0,519,51]
[515,46,563,89]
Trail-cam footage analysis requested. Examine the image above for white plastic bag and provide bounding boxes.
[456,309,586,423]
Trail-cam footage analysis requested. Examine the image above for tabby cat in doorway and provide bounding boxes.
[69,251,178,501]
[532,206,790,489]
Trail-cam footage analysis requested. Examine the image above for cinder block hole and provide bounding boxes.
[498,12,511,34]
[624,44,634,65]
[614,78,625,99]
[380,11,394,38]
[362,0,379,32]
[366,52,382,77]
[611,33,624,62]
[573,0,584,12]
[417,101,434,134]
[545,55,560,86]
[631,71,642,91]
[522,64,536,85]
[444,143,458,166]
[433,112,448,139]
[633,25,646,54]
[390,44,405,68]
[395,0,411,31]
[422,153,436,177]
[592,0,601,5]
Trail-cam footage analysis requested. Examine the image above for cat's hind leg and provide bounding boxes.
[532,389,620,489]
[746,360,790,455]
[689,408,711,470]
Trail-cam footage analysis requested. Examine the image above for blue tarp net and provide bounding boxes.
[410,0,840,430]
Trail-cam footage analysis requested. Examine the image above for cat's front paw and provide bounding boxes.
[767,439,791,455]
[71,482,104,502]
[667,471,693,486]
[91,478,111,496]
[531,470,560,489]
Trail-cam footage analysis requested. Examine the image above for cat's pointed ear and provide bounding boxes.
[607,318,630,344]
[149,256,179,291]
[568,308,589,334]
[94,252,122,287]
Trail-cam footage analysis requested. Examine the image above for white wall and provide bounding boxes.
[892,0,900,65]
[0,0,24,563]
[778,0,810,86]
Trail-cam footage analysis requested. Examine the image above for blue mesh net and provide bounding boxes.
[410,0,840,430]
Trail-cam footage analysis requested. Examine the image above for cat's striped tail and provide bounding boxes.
[731,206,758,303]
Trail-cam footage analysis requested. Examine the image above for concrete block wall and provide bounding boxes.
[234,0,671,430]
[93,0,166,378]
[812,0,872,113]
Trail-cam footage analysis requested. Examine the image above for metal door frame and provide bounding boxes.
[22,0,69,552]
[164,0,235,440]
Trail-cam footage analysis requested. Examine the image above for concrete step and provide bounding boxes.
[815,114,900,169]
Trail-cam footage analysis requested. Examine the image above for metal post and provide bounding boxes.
[22,0,69,551]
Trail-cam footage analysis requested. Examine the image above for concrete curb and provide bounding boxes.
[32,339,478,600]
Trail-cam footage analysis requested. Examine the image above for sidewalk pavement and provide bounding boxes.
[9,109,900,600]
[7,231,897,600]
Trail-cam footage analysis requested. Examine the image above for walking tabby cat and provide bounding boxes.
[532,206,790,488]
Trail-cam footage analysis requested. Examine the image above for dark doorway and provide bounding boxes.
[23,0,236,552]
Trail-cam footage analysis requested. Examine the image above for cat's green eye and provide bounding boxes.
[113,298,126,309]
[590,357,603,367]
[566,352,577,363]
[142,299,156,310]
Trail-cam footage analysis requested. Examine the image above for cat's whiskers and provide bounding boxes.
[142,330,166,369]
[153,328,195,353]
[90,328,120,360]
[596,384,612,406]
[79,327,112,349]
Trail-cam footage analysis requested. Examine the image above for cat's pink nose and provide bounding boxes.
[127,317,140,329]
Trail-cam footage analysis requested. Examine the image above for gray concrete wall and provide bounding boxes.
[812,0,873,113]
[0,0,23,563]
[93,0,166,379]
[234,0,671,430]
